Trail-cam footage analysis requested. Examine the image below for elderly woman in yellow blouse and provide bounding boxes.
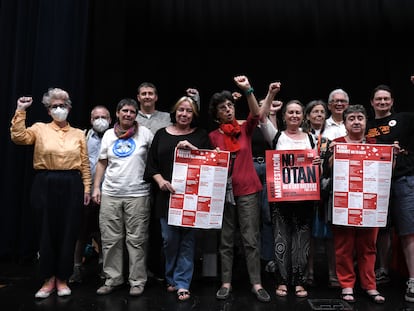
[10,88,91,299]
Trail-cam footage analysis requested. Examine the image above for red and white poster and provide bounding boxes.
[266,149,320,202]
[332,143,393,227]
[168,148,230,229]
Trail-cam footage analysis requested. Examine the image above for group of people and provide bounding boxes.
[9,75,414,305]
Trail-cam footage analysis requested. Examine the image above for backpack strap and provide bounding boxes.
[307,132,315,149]
[228,152,236,177]
[85,128,93,141]
[272,131,282,149]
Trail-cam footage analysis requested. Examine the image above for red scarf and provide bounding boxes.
[219,120,241,152]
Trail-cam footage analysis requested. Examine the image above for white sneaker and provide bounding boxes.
[57,287,71,297]
[405,279,414,302]
[35,287,55,299]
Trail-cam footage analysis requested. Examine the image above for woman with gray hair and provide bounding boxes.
[10,88,91,299]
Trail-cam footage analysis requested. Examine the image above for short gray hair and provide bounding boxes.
[328,88,349,103]
[42,88,72,108]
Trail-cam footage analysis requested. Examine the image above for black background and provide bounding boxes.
[1,0,414,260]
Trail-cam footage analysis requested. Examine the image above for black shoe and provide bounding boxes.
[216,286,231,300]
[147,270,165,282]
[69,265,82,283]
[265,260,276,273]
[252,287,271,302]
[375,269,390,285]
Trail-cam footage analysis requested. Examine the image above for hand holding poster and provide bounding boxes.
[266,149,320,202]
[332,143,393,227]
[168,148,230,229]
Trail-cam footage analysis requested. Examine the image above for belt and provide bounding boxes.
[253,157,265,164]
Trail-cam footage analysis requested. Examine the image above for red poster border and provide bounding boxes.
[265,149,320,202]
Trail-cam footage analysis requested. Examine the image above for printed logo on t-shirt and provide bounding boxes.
[113,138,136,157]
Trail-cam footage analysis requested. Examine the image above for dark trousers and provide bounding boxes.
[31,170,83,280]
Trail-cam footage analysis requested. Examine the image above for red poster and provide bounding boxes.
[265,149,320,202]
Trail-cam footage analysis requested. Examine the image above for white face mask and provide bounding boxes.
[50,107,69,122]
[92,117,109,133]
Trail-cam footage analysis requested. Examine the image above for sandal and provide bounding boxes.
[177,289,191,301]
[275,285,288,297]
[166,284,176,292]
[366,290,385,304]
[341,289,356,303]
[295,286,308,298]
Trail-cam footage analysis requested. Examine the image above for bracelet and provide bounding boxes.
[245,87,254,95]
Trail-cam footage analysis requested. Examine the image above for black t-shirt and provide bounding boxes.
[251,126,270,158]
[144,127,211,218]
[366,112,414,178]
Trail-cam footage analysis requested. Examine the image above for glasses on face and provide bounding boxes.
[120,108,137,114]
[330,99,348,104]
[50,103,68,109]
[92,116,109,120]
[374,96,391,101]
[217,102,234,112]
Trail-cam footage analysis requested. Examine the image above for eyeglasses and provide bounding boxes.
[92,116,109,120]
[217,102,234,112]
[330,99,348,104]
[50,104,68,109]
[120,108,137,114]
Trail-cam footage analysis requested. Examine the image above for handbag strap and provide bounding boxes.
[228,153,236,177]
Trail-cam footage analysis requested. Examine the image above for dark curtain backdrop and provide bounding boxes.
[1,0,414,260]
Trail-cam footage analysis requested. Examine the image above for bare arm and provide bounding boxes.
[92,159,107,204]
[233,75,260,117]
[259,82,281,121]
[152,173,175,194]
[259,117,278,147]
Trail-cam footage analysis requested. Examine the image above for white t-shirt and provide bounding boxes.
[275,131,313,150]
[99,126,154,197]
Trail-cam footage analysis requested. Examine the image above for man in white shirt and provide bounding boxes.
[324,88,350,140]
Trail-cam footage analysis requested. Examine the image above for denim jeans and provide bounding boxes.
[392,175,414,236]
[160,217,196,290]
